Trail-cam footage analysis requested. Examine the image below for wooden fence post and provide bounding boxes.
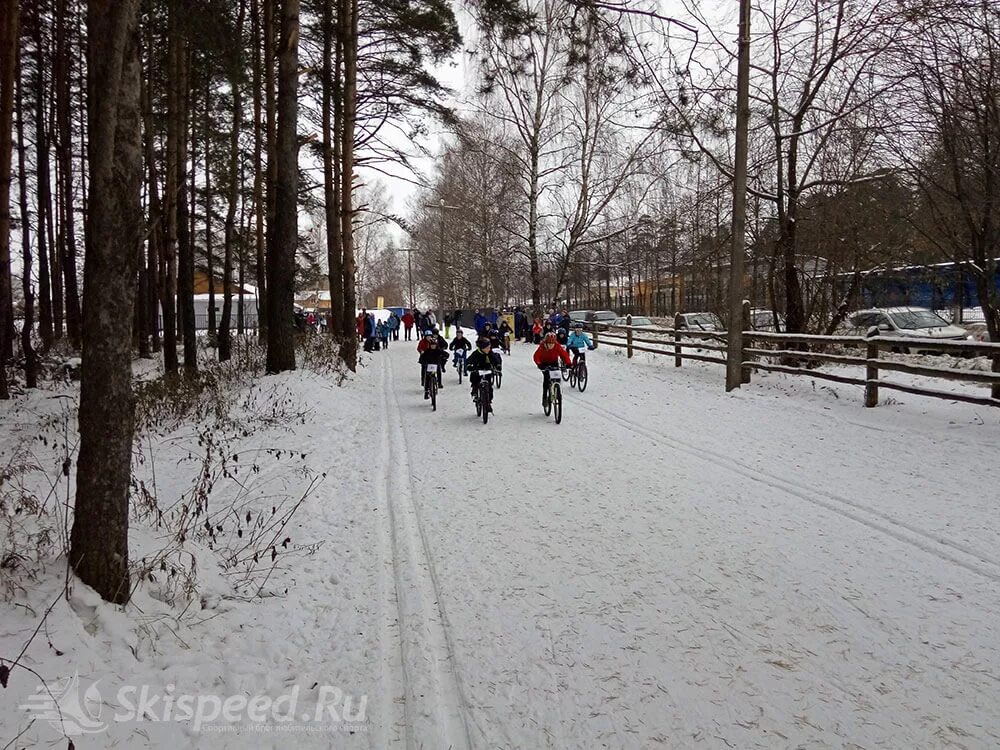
[626,314,634,358]
[741,300,752,384]
[865,327,879,408]
[673,312,682,367]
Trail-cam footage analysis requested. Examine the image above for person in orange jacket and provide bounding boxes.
[532,332,572,405]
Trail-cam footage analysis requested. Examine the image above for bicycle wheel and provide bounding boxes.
[457,360,463,384]
[577,362,588,392]
[569,365,577,388]
[561,363,570,381]
[495,371,502,389]
[553,383,562,424]
[475,386,482,417]
[543,382,552,416]
[430,379,437,411]
[482,386,490,424]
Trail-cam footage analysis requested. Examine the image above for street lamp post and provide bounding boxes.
[398,247,418,309]
[424,198,460,329]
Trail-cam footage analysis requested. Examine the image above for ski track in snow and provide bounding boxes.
[377,353,474,749]
[509,367,1000,585]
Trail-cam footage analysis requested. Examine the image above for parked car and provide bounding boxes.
[569,309,593,325]
[842,307,972,352]
[611,315,659,330]
[586,310,618,330]
[676,312,724,331]
[749,308,786,332]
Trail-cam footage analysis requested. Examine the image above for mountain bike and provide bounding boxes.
[542,367,563,424]
[453,349,468,384]
[569,351,589,392]
[425,363,440,411]
[473,370,495,424]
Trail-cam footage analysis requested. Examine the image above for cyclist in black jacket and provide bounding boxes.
[418,339,449,399]
[467,337,502,402]
[449,329,473,371]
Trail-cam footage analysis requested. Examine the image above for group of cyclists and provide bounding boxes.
[414,312,596,419]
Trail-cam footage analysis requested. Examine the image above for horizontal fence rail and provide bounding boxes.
[589,314,1000,410]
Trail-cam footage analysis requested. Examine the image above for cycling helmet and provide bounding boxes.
[543,332,558,343]
[423,330,434,338]
[477,337,492,349]
[573,322,583,330]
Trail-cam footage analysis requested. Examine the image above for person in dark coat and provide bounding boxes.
[418,338,449,399]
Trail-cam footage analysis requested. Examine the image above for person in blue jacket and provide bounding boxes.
[565,322,595,366]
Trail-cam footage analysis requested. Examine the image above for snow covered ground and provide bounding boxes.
[2,333,1000,748]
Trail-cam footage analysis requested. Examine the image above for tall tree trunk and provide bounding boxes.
[72,0,142,605]
[219,0,246,362]
[339,0,358,370]
[16,55,38,388]
[162,8,180,374]
[32,19,54,348]
[238,157,248,334]
[261,0,276,341]
[527,140,541,307]
[250,0,266,338]
[141,20,161,354]
[322,0,343,339]
[205,79,216,337]
[265,0,298,373]
[55,0,82,349]
[0,0,18,397]
[177,39,196,373]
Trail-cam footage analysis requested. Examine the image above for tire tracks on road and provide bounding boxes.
[377,352,474,750]
[508,365,1000,584]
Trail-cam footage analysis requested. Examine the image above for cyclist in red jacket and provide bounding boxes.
[533,332,572,405]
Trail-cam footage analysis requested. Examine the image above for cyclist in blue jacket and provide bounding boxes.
[566,322,595,365]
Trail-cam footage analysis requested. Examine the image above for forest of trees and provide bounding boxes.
[0,0,997,601]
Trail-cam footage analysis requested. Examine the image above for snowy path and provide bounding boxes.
[5,336,999,749]
[372,336,1000,748]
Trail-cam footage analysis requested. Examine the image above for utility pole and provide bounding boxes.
[726,0,751,392]
[424,198,460,328]
[398,247,418,309]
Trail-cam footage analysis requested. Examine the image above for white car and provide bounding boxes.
[611,315,659,330]
[676,312,723,331]
[843,307,972,352]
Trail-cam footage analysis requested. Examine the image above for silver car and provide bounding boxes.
[844,307,972,352]
[611,315,659,330]
[676,312,724,331]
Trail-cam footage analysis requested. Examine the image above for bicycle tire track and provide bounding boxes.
[374,358,405,749]
[381,353,474,750]
[508,364,1000,584]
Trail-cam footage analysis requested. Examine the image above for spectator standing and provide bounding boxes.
[402,309,415,340]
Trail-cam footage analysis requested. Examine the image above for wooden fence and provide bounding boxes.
[591,313,1000,409]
